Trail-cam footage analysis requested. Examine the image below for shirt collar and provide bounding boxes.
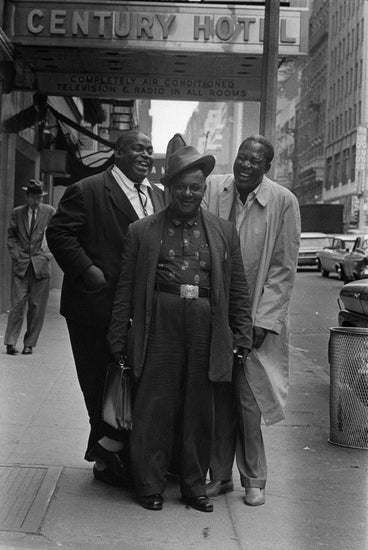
[112,164,152,190]
[169,207,200,227]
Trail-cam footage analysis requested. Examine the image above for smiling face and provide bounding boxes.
[233,140,271,199]
[115,132,154,183]
[169,168,206,219]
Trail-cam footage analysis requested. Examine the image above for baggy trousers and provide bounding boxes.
[66,320,128,460]
[210,363,267,489]
[4,266,50,348]
[130,291,214,498]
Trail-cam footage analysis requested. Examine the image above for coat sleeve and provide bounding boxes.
[7,210,22,260]
[107,225,139,356]
[228,224,253,351]
[254,193,301,333]
[46,183,93,279]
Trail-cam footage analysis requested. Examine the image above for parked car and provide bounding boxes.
[298,232,331,268]
[340,235,368,282]
[316,234,357,279]
[338,279,368,327]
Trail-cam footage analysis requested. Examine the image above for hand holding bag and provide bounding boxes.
[102,357,133,431]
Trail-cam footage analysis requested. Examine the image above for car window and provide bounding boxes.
[300,237,330,248]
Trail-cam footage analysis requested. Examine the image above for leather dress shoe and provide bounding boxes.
[206,479,234,497]
[22,346,33,355]
[137,494,163,511]
[87,443,130,481]
[93,465,133,489]
[182,495,213,513]
[6,345,18,355]
[244,487,265,506]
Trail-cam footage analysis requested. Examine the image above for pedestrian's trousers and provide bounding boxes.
[210,362,267,488]
[4,267,50,348]
[66,320,128,460]
[131,291,214,498]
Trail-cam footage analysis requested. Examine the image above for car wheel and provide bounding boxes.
[321,268,329,277]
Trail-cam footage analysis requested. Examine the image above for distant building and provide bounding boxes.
[293,0,329,206]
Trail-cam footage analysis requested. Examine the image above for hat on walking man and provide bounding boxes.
[161,146,215,187]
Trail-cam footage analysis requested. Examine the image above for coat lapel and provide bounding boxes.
[202,209,223,306]
[20,205,30,236]
[104,168,139,223]
[218,176,235,221]
[143,211,165,297]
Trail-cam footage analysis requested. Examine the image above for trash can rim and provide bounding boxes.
[330,326,368,335]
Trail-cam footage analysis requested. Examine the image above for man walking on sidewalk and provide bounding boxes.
[4,179,55,356]
[47,130,165,487]
[203,135,300,506]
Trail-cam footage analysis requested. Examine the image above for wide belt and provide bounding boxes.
[154,282,210,299]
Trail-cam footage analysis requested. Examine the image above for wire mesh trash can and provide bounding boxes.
[329,327,368,449]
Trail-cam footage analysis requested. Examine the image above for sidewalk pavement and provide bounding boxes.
[0,290,367,550]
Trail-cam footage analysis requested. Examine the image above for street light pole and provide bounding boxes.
[260,0,280,179]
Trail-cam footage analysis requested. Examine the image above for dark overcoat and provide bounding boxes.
[108,207,253,382]
[46,167,165,328]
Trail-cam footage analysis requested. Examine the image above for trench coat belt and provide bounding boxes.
[154,282,211,299]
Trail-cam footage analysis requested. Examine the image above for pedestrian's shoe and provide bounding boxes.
[137,494,163,511]
[6,345,18,355]
[182,495,213,512]
[93,465,133,489]
[22,346,33,355]
[86,442,130,481]
[206,479,234,497]
[244,487,265,506]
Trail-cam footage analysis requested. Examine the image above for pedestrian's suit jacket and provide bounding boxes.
[107,207,253,382]
[203,174,301,424]
[7,203,55,279]
[46,167,166,329]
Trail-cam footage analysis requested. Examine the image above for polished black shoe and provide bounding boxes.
[137,494,163,511]
[6,345,18,355]
[182,495,213,513]
[22,346,33,355]
[93,465,133,489]
[87,443,129,480]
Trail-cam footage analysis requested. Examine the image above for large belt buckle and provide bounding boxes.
[180,284,199,299]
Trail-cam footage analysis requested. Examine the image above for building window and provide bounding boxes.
[351,145,356,181]
[358,101,362,124]
[326,156,333,189]
[342,148,350,184]
[334,152,341,186]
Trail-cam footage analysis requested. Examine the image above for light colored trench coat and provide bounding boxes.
[203,174,301,425]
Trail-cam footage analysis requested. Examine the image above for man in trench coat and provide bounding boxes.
[107,146,253,512]
[4,179,55,356]
[46,130,165,486]
[203,135,301,506]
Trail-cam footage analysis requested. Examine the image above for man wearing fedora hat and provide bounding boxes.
[108,146,252,512]
[4,179,55,356]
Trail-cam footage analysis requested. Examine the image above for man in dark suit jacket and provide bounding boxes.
[46,130,165,486]
[108,146,253,512]
[5,179,55,356]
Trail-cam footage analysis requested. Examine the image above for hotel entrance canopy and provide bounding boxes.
[4,1,308,101]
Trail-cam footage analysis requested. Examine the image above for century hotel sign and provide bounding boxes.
[6,1,308,101]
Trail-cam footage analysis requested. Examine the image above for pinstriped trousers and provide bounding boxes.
[130,290,214,498]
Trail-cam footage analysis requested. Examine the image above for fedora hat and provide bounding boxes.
[161,146,215,186]
[22,179,48,196]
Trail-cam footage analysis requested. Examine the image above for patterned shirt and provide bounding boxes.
[155,208,211,287]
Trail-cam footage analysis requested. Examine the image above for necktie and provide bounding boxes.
[30,209,36,233]
[134,183,148,217]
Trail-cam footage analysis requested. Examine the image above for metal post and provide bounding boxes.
[260,0,280,179]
